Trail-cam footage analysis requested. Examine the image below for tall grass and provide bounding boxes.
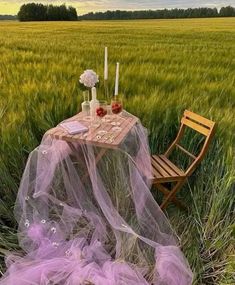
[0,18,234,283]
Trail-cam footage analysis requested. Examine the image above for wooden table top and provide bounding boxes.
[45,112,138,149]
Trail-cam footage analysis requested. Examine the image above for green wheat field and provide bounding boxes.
[0,18,234,284]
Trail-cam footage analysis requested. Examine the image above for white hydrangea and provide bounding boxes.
[79,69,99,88]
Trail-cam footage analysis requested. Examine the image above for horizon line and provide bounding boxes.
[1,5,232,17]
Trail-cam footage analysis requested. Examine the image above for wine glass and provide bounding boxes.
[96,101,108,135]
[111,97,123,132]
[102,105,112,123]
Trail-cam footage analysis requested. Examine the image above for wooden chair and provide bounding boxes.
[152,110,216,210]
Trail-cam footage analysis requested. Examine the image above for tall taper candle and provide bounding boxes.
[104,47,108,80]
[114,62,119,96]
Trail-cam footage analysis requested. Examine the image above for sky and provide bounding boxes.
[0,0,234,15]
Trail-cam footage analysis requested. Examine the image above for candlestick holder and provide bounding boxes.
[104,80,109,102]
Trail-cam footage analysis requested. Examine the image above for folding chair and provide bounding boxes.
[151,110,216,210]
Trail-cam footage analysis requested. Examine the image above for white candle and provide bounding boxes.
[104,47,108,80]
[114,62,119,96]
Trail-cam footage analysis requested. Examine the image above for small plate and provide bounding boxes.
[97,130,108,135]
[111,121,121,126]
[82,116,93,122]
[111,126,122,132]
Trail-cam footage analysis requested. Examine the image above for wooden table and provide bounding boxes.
[45,112,139,182]
[45,112,138,149]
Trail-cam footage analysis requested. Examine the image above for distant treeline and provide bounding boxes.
[0,15,17,20]
[79,6,235,20]
[18,3,77,21]
[1,5,235,22]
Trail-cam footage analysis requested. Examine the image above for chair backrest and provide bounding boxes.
[165,110,216,176]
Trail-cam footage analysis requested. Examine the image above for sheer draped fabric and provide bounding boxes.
[0,112,193,285]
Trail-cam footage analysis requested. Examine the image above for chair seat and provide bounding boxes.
[151,155,185,183]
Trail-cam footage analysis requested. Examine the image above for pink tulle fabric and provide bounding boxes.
[0,112,193,284]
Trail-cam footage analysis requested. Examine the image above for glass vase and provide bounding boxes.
[81,91,91,120]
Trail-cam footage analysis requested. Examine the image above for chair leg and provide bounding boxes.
[155,183,187,210]
[160,180,186,210]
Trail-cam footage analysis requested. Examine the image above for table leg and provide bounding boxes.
[68,142,107,184]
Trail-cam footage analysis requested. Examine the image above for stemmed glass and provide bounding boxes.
[96,100,108,135]
[111,97,123,132]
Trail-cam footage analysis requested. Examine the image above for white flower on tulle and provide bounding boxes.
[25,196,30,201]
[65,250,71,257]
[79,69,99,88]
[51,227,56,233]
[41,219,46,224]
[81,209,87,216]
[52,242,59,247]
[24,219,30,227]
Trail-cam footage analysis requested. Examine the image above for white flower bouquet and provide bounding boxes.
[79,69,99,88]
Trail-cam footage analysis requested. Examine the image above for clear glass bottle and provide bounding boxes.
[81,91,90,116]
[90,87,99,118]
